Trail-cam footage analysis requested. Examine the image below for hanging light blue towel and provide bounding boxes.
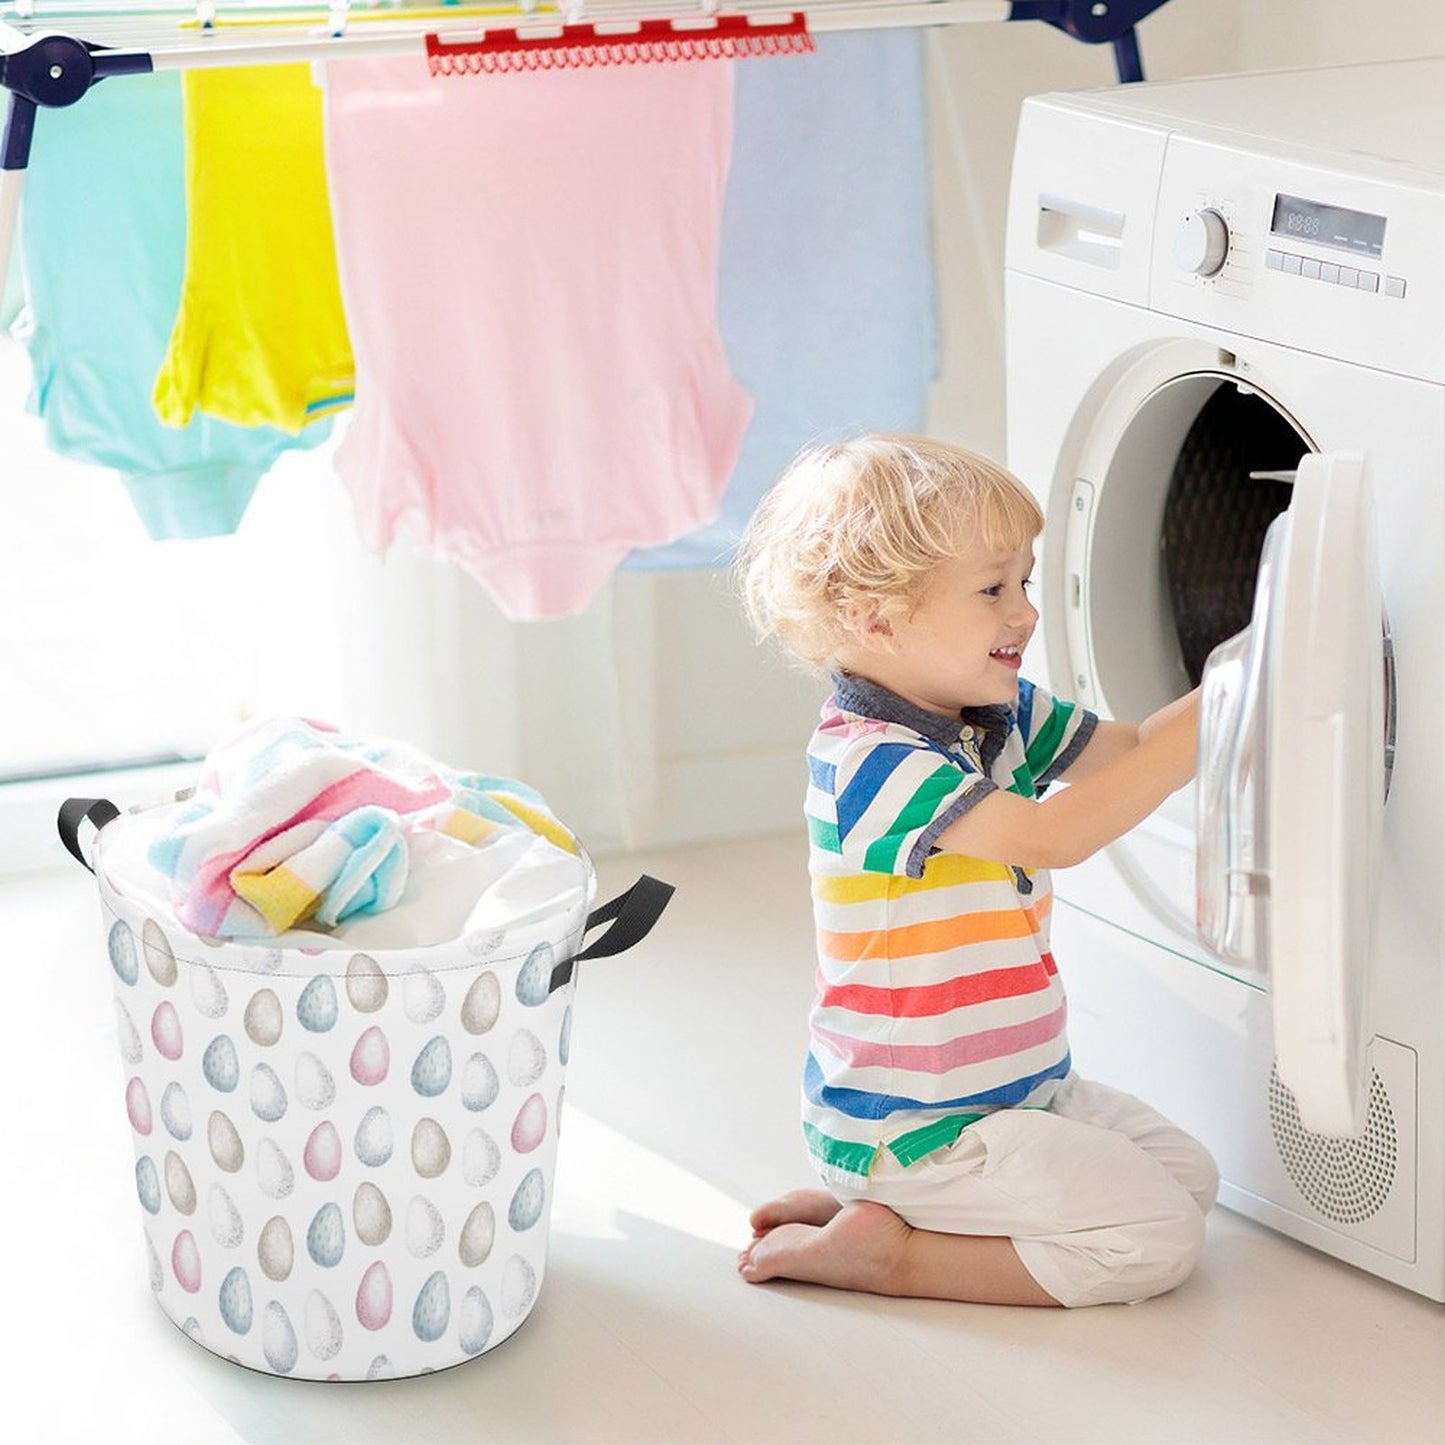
[624,30,938,571]
[12,72,329,540]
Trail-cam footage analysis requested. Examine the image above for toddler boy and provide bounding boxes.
[735,434,1216,1307]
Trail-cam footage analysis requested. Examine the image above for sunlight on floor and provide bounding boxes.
[553,1105,753,1252]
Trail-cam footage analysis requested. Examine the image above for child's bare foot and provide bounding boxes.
[748,1188,842,1239]
[738,1198,1061,1306]
[738,1200,911,1292]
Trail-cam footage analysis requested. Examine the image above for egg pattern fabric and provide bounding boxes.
[97,866,587,1380]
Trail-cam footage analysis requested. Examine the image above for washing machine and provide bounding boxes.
[1004,56,1445,1300]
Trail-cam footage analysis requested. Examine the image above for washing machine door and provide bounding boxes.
[1197,451,1384,1137]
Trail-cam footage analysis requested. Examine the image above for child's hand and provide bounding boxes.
[1138,686,1201,749]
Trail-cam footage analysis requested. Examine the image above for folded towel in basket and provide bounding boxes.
[146,717,578,940]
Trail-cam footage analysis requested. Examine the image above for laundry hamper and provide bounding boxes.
[59,794,672,1381]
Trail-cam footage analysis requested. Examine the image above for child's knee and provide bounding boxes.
[1110,1199,1207,1304]
[1185,1147,1221,1216]
[1151,1198,1209,1294]
[1034,1198,1209,1308]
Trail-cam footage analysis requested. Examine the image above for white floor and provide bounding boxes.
[6,830,1444,1445]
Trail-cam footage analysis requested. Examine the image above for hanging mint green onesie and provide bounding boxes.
[12,72,329,539]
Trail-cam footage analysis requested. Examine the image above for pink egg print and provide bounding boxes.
[126,1077,153,1135]
[304,1121,344,1182]
[510,1093,548,1154]
[151,1001,184,1061]
[172,1230,202,1293]
[350,1026,390,1086]
[356,1261,393,1331]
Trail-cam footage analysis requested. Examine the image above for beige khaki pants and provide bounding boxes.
[828,1073,1219,1307]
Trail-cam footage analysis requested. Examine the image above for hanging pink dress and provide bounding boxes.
[321,55,752,620]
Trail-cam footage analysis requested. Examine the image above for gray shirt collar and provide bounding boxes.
[830,671,1014,749]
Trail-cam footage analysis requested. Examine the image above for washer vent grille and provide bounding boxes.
[1268,1064,1397,1225]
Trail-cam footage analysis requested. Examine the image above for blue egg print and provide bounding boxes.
[218,1266,253,1335]
[250,1062,288,1122]
[135,1156,161,1215]
[108,921,138,986]
[412,1272,450,1343]
[460,1053,499,1112]
[515,942,554,1007]
[202,1035,240,1093]
[296,975,339,1033]
[508,1168,546,1232]
[558,1004,572,1068]
[160,1082,192,1141]
[458,1286,493,1357]
[354,1106,393,1168]
[307,1202,346,1268]
[411,1037,452,1098]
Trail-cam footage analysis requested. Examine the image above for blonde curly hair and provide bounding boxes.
[736,434,1044,673]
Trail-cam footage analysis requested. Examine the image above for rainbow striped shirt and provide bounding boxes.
[801,673,1098,1182]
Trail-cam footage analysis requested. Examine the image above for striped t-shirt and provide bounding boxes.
[802,672,1098,1182]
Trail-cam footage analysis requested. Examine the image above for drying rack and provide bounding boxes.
[0,0,1170,307]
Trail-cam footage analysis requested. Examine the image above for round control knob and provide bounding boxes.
[1173,208,1231,277]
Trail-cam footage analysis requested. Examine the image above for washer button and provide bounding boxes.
[1357,271,1380,292]
[1385,276,1407,298]
[1282,253,1302,275]
[1301,258,1322,279]
[1266,249,1284,270]
[1321,263,1340,284]
[1339,266,1358,287]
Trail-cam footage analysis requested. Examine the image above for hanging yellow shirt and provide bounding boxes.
[153,63,354,435]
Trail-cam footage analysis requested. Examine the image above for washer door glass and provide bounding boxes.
[1198,452,1385,1137]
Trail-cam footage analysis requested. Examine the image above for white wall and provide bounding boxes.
[348,0,1445,857]
[1233,1,1445,71]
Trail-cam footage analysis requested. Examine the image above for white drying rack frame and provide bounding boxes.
[0,0,1171,347]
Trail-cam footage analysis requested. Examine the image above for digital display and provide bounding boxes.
[1271,193,1386,259]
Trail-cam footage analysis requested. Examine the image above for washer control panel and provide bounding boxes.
[1264,247,1406,297]
[1174,208,1231,276]
[1151,132,1444,381]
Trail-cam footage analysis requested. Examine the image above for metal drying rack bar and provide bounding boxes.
[0,0,1171,337]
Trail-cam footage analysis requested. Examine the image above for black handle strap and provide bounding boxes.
[549,874,675,993]
[57,797,121,873]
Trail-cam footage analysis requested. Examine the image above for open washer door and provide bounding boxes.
[1198,452,1385,1136]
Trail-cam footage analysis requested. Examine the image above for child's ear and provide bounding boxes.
[840,599,898,653]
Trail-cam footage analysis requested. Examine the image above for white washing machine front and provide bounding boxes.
[1004,64,1445,1299]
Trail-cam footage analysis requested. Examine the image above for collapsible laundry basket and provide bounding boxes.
[59,794,671,1381]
